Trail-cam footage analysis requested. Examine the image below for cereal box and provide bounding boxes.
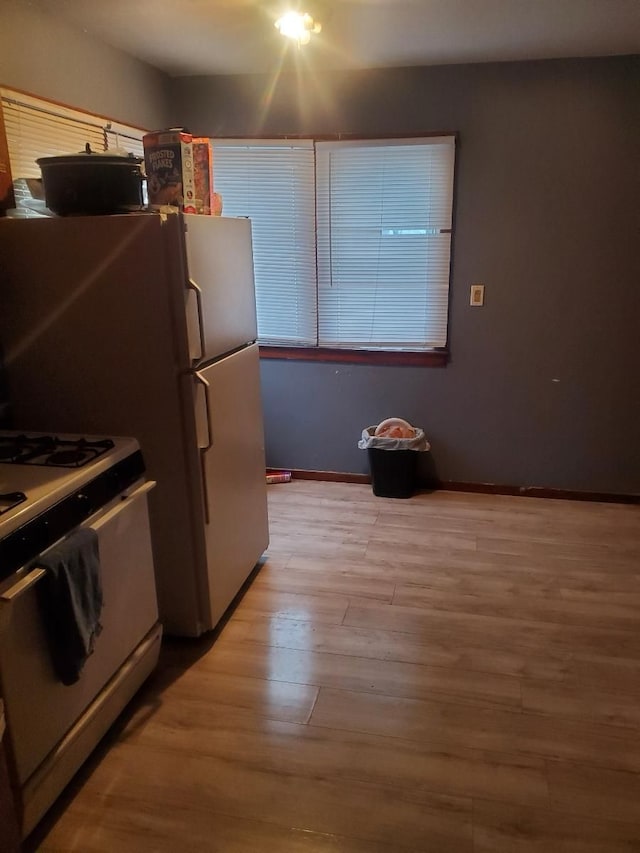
[192,137,213,215]
[143,128,197,212]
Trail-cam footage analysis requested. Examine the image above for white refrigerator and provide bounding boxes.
[0,212,269,636]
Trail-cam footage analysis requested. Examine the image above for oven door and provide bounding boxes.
[0,481,159,785]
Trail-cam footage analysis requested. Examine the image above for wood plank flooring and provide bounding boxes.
[29,482,640,852]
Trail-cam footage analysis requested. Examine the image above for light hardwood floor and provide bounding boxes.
[29,482,640,852]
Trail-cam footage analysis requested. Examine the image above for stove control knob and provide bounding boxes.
[76,492,92,517]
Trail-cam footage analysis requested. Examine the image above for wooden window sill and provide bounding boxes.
[258,346,448,367]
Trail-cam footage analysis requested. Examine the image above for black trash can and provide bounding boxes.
[367,447,417,498]
[359,425,429,499]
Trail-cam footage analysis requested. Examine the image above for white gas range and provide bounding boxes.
[0,431,161,839]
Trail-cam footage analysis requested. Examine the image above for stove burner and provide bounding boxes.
[46,450,88,466]
[0,435,55,463]
[0,435,115,468]
[0,491,27,515]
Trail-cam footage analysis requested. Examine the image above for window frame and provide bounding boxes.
[258,345,448,366]
[214,132,456,367]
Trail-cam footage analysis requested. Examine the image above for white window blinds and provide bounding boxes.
[211,139,317,346]
[105,127,145,159]
[1,92,105,179]
[0,89,145,180]
[316,137,455,350]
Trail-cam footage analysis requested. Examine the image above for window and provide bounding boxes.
[213,136,456,359]
[0,88,145,210]
[211,140,317,345]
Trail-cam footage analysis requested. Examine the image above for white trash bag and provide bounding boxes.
[358,417,430,452]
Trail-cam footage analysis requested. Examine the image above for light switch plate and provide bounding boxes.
[470,284,485,306]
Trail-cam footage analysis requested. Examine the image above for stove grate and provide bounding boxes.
[0,436,115,468]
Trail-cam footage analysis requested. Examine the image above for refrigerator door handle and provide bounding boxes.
[187,277,206,366]
[194,370,213,524]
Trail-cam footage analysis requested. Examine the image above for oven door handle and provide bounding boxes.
[88,480,156,533]
[0,568,46,602]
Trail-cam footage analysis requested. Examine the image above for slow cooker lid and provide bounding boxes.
[37,142,142,166]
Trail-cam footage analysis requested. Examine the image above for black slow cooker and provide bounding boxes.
[37,143,144,216]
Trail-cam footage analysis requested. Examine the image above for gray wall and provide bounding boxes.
[0,0,169,130]
[0,27,636,494]
[170,56,640,495]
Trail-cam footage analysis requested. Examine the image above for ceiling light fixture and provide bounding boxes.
[275,11,321,46]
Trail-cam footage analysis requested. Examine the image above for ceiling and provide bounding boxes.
[33,0,640,77]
